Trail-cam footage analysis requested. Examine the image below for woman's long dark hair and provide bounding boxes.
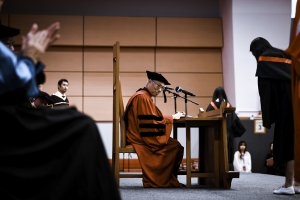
[250,37,272,61]
[212,86,228,103]
[238,141,247,159]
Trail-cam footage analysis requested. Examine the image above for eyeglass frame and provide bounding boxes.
[151,80,165,90]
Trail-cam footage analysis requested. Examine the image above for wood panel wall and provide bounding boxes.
[6,14,223,121]
[0,14,9,26]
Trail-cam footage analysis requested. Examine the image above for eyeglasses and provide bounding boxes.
[152,80,164,90]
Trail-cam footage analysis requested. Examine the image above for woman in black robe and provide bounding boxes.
[250,37,295,195]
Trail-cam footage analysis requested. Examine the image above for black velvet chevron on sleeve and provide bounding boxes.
[138,115,163,121]
[138,114,165,137]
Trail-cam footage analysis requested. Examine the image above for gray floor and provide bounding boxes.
[119,173,299,200]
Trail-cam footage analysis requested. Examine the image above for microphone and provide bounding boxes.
[163,86,174,90]
[175,86,195,96]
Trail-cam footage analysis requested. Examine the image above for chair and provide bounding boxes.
[112,42,143,186]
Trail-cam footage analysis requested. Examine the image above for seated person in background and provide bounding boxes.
[265,142,285,176]
[0,11,120,200]
[265,142,275,175]
[206,86,231,111]
[206,87,231,171]
[233,141,252,173]
[124,70,185,188]
[51,78,69,107]
[25,91,54,108]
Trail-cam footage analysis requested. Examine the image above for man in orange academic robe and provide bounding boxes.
[124,71,185,187]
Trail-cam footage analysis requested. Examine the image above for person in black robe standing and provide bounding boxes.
[250,37,295,195]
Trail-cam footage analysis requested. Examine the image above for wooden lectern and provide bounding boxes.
[173,102,239,188]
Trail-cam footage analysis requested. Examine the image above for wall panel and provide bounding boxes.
[119,73,150,96]
[157,18,223,47]
[0,14,9,26]
[84,16,156,46]
[156,48,222,73]
[40,47,83,71]
[10,15,83,45]
[68,96,83,112]
[119,48,155,72]
[83,72,151,97]
[83,96,129,122]
[156,97,212,117]
[84,47,113,72]
[83,97,112,121]
[84,47,155,72]
[161,73,223,97]
[84,73,112,96]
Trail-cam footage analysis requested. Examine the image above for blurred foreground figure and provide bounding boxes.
[285,0,300,194]
[0,2,120,198]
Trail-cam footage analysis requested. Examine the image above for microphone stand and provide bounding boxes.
[173,93,177,114]
[163,88,199,117]
[184,93,189,117]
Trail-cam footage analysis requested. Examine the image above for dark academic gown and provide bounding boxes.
[256,48,294,172]
[124,88,184,187]
[0,105,121,200]
[51,94,69,108]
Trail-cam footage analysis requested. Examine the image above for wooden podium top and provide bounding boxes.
[197,104,235,118]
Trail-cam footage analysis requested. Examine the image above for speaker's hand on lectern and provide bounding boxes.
[172,111,185,119]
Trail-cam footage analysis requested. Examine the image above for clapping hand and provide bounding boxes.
[22,22,60,64]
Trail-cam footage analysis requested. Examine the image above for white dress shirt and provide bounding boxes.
[53,91,67,100]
